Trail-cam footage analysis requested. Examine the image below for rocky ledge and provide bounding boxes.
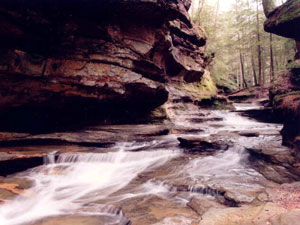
[263,0,300,154]
[264,0,300,43]
[0,0,208,132]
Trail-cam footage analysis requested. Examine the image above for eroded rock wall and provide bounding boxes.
[264,0,300,151]
[0,0,208,131]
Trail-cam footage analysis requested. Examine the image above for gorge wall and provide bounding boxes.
[0,0,210,132]
[264,0,300,151]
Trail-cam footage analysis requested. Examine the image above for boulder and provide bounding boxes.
[247,143,300,183]
[177,137,231,153]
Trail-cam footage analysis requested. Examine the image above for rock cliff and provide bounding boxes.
[264,0,300,42]
[0,0,209,132]
[264,0,300,151]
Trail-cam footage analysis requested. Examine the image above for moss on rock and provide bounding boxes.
[264,0,300,40]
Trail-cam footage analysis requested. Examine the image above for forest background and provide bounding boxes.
[189,0,296,91]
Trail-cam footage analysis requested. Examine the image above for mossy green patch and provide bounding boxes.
[273,91,300,106]
[179,70,217,100]
[287,61,300,71]
[277,0,300,25]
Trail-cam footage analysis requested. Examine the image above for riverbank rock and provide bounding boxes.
[187,197,225,216]
[199,202,287,225]
[247,142,300,183]
[270,69,300,148]
[228,85,269,103]
[0,0,209,132]
[263,0,300,156]
[116,195,200,225]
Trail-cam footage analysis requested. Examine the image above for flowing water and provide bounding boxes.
[0,102,283,225]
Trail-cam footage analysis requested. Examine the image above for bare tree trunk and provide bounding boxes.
[200,0,205,24]
[262,49,266,85]
[193,0,205,26]
[251,54,258,86]
[269,34,275,82]
[240,51,248,89]
[236,68,240,90]
[214,0,220,31]
[256,0,262,86]
[275,55,279,71]
[239,64,243,89]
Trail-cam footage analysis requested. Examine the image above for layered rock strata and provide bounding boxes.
[0,0,208,131]
[263,0,300,150]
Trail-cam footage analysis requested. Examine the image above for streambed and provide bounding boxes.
[0,103,286,225]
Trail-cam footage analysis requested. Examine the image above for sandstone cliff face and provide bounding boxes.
[270,69,300,147]
[0,0,208,131]
[264,0,300,151]
[264,0,300,42]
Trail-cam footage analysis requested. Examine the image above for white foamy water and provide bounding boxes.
[185,103,282,190]
[0,102,284,225]
[0,148,179,225]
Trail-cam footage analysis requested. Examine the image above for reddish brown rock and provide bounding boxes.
[263,1,300,153]
[264,0,300,41]
[0,0,208,131]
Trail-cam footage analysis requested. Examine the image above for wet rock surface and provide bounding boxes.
[0,102,298,225]
[28,215,128,225]
[248,141,300,184]
[0,177,33,203]
[178,137,231,153]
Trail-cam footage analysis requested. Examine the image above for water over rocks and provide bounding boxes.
[177,137,231,154]
[0,0,211,132]
[0,101,298,225]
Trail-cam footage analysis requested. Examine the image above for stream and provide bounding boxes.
[0,102,283,225]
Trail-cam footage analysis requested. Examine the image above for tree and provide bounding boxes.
[256,0,263,85]
[189,0,295,91]
[269,34,275,81]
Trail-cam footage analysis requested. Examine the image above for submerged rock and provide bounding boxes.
[177,137,231,153]
[28,215,129,225]
[0,177,33,202]
[187,197,225,216]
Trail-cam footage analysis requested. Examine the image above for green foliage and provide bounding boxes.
[189,0,295,91]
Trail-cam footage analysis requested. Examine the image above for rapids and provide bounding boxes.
[0,102,283,225]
